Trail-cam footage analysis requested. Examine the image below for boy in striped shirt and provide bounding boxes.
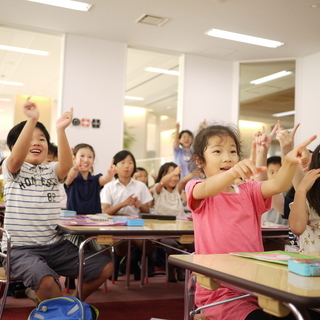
[2,98,113,303]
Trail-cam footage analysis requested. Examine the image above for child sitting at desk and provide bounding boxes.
[185,123,316,320]
[153,162,196,282]
[1,98,113,303]
[101,150,154,280]
[289,143,320,254]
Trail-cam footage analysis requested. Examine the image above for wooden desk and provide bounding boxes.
[168,254,320,320]
[58,219,288,300]
[58,218,194,298]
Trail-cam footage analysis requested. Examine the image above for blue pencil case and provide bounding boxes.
[113,217,144,226]
[288,258,320,276]
[60,210,77,217]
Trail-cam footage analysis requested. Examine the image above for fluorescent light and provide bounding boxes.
[125,96,144,101]
[160,115,169,120]
[0,44,48,56]
[250,71,293,85]
[145,67,180,76]
[205,29,284,48]
[0,80,23,86]
[26,0,92,11]
[272,110,295,117]
[0,98,11,102]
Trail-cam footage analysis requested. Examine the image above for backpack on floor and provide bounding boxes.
[27,296,99,320]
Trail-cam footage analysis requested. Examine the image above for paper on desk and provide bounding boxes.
[230,250,320,265]
[61,220,127,226]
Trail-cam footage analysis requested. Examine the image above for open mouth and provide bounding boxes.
[30,150,41,154]
[220,167,231,171]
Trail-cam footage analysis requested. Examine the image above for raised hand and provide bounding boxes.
[56,108,73,130]
[173,165,183,176]
[297,169,320,193]
[107,159,119,176]
[255,124,278,153]
[286,135,317,167]
[23,97,39,120]
[276,120,300,156]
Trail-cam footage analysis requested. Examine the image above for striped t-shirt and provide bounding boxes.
[2,157,63,252]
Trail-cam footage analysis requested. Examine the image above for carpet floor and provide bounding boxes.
[1,273,186,320]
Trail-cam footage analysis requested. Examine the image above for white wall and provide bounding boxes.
[295,52,320,151]
[60,34,127,175]
[178,54,237,135]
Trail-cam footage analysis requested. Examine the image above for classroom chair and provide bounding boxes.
[0,228,22,320]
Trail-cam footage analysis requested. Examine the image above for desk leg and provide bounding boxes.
[284,303,311,320]
[125,239,131,289]
[184,269,196,320]
[78,236,97,301]
[140,239,146,288]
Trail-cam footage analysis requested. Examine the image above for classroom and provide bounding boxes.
[0,1,320,320]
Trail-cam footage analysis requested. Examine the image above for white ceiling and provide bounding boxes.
[1,0,319,128]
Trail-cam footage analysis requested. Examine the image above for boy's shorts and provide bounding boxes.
[8,239,111,291]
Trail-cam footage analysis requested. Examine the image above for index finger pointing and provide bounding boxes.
[298,135,317,149]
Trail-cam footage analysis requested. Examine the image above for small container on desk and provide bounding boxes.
[288,259,320,276]
[113,217,144,226]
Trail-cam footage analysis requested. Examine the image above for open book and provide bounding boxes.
[230,250,320,265]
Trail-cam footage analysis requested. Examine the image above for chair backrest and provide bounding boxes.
[0,228,11,319]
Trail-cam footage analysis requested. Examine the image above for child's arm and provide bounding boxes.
[178,170,201,194]
[55,109,73,181]
[65,162,80,187]
[99,159,119,186]
[154,165,182,195]
[261,135,316,199]
[102,194,138,215]
[289,169,320,235]
[253,124,278,181]
[7,98,39,174]
[193,159,266,201]
[173,123,180,150]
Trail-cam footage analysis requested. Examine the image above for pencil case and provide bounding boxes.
[113,217,144,226]
[288,258,320,276]
[60,210,77,217]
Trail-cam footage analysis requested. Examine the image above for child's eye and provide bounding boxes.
[231,150,237,154]
[213,150,220,154]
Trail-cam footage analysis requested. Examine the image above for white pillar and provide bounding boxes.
[60,34,127,174]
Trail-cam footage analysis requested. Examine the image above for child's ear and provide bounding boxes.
[194,156,203,169]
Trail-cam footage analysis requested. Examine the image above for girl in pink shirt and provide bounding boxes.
[185,124,315,320]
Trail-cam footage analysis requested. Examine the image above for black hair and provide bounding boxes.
[73,143,95,158]
[6,121,50,151]
[0,157,6,167]
[113,150,136,179]
[48,142,58,158]
[306,144,320,216]
[189,123,242,175]
[179,130,194,140]
[155,162,178,184]
[267,156,282,167]
[135,167,148,186]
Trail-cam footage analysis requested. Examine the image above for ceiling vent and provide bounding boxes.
[136,14,169,27]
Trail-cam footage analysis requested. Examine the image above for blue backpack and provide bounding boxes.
[28,296,99,320]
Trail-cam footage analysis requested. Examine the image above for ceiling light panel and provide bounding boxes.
[26,0,92,11]
[272,110,295,117]
[250,71,293,85]
[205,29,284,48]
[145,67,179,76]
[0,44,48,56]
